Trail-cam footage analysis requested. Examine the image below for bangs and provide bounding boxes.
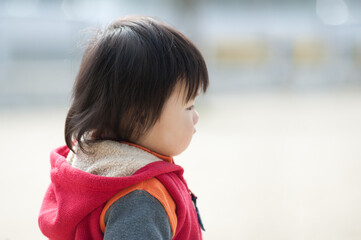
[160,24,209,103]
[177,50,209,103]
[180,71,208,104]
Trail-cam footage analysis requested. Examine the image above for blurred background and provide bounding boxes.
[1,0,361,239]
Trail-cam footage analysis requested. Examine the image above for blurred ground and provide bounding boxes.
[1,89,361,240]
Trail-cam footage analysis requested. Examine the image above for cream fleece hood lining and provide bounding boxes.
[66,140,162,177]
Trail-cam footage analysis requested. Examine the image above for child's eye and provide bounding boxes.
[186,105,194,111]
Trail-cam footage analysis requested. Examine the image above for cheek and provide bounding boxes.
[169,113,195,152]
[181,111,196,131]
[155,110,196,156]
[172,114,194,137]
[181,113,197,141]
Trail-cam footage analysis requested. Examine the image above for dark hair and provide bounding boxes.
[65,16,209,153]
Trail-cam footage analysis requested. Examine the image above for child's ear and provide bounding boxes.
[139,110,146,125]
[135,111,147,133]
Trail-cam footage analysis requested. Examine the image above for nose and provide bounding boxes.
[193,110,199,125]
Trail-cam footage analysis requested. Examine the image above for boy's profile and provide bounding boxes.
[38,16,208,240]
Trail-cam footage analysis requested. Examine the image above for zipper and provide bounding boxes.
[190,191,205,231]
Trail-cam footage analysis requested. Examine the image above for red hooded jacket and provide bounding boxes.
[38,144,203,239]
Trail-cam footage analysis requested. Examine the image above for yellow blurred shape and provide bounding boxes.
[292,38,325,64]
[216,39,268,65]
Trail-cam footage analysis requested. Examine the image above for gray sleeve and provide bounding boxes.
[103,190,173,240]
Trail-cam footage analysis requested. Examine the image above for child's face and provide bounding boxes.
[137,83,200,157]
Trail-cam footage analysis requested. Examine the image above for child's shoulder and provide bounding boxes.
[100,177,177,238]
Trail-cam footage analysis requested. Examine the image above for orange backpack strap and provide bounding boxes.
[100,177,177,237]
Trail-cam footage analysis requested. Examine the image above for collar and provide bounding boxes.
[119,141,174,164]
[66,140,173,177]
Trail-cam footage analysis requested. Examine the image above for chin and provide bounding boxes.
[173,143,192,156]
[163,138,192,156]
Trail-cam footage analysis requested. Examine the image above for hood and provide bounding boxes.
[38,141,183,239]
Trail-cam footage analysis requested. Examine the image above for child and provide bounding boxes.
[38,16,208,240]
